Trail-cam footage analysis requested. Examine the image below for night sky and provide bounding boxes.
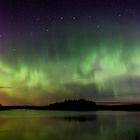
[0,0,140,105]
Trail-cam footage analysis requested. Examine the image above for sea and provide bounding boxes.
[0,110,139,140]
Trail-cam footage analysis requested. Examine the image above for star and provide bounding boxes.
[118,14,122,17]
[97,25,100,28]
[60,17,64,20]
[88,15,92,18]
[45,29,49,32]
[72,17,76,20]
[12,48,17,52]
[35,17,40,21]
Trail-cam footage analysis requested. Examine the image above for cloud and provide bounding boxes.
[63,82,114,100]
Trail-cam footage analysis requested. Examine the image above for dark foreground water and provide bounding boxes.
[0,110,139,140]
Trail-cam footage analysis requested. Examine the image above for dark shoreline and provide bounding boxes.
[0,99,140,111]
[1,105,140,111]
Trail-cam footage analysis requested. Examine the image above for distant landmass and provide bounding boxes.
[0,99,140,111]
[46,99,96,111]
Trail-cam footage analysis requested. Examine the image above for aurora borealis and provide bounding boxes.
[0,0,140,105]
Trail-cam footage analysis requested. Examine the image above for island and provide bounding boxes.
[46,99,97,111]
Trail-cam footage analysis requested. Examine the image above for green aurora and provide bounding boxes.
[0,27,140,105]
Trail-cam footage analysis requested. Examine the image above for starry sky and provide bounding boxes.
[0,0,140,105]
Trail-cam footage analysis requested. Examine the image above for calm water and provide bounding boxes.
[0,110,139,140]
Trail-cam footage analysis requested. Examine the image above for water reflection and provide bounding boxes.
[53,115,97,122]
[0,111,139,140]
